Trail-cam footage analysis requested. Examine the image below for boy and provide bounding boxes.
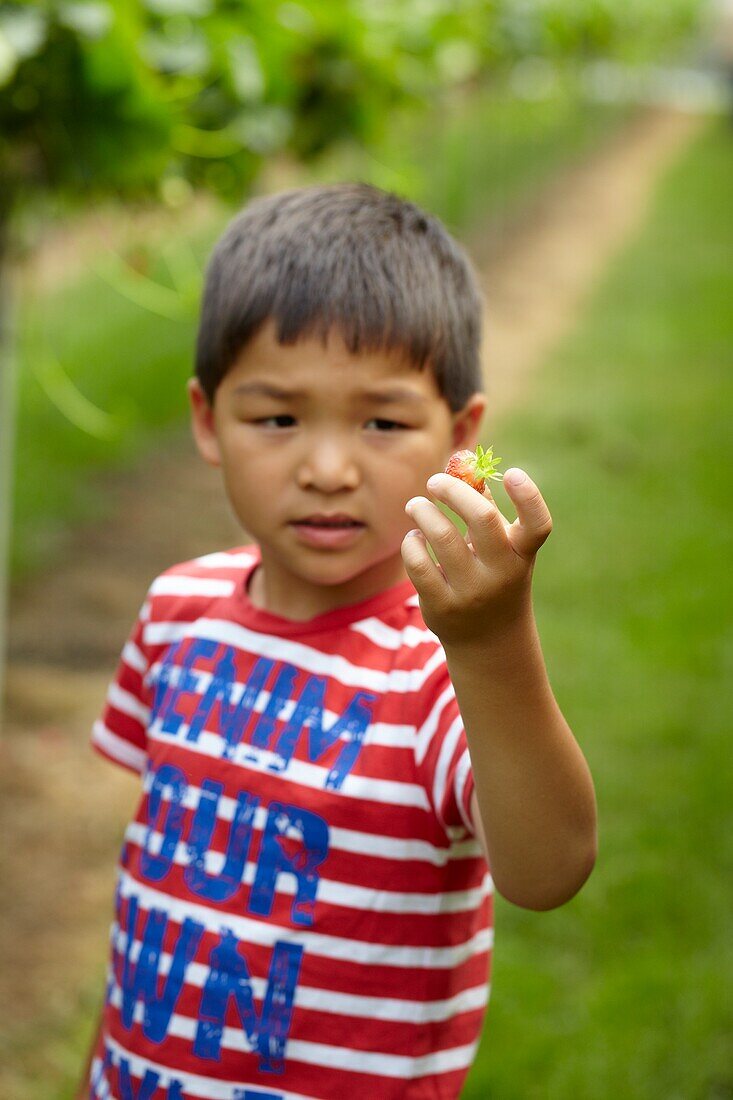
[79,182,597,1099]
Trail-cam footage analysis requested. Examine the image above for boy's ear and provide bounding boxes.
[187,377,221,467]
[450,392,488,453]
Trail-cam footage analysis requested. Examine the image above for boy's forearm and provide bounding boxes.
[444,608,597,910]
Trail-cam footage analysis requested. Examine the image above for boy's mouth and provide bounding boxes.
[292,513,364,528]
[290,514,367,547]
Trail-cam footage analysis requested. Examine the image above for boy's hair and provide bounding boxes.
[195,181,484,411]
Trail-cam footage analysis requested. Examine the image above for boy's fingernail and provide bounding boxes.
[505,468,527,486]
[426,475,441,490]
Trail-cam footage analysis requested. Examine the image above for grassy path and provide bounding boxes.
[474,107,701,417]
[463,117,733,1098]
[1,106,721,1097]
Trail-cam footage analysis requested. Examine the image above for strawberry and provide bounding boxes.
[444,444,502,493]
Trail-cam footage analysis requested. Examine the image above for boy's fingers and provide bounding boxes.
[503,469,553,559]
[425,474,510,565]
[401,529,449,601]
[404,495,476,580]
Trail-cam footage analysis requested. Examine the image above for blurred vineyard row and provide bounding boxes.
[0,0,708,588]
[1,0,703,219]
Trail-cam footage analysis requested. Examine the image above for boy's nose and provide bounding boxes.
[296,440,360,492]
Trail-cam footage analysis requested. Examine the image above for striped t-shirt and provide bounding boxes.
[90,544,493,1100]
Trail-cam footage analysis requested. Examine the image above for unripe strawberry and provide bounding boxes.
[444,444,502,493]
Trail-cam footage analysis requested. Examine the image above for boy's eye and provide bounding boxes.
[252,415,296,428]
[252,416,408,431]
[366,418,408,432]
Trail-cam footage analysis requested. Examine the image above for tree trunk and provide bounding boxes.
[0,192,18,723]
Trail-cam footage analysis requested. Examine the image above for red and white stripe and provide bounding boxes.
[90,545,492,1099]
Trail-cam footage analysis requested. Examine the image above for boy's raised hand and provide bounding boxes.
[401,468,553,650]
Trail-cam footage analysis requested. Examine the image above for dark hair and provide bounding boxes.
[195,181,484,411]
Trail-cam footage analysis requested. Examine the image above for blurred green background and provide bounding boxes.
[0,0,709,579]
[1,1,731,1097]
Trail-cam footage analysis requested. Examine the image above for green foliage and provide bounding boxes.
[0,1,172,202]
[501,0,701,63]
[0,0,704,212]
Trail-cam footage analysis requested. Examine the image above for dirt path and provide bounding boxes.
[473,105,703,417]
[0,104,703,1095]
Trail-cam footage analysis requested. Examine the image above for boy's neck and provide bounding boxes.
[247,554,411,622]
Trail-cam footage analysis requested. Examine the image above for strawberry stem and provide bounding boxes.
[474,443,503,482]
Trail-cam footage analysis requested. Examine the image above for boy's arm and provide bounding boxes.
[452,612,597,910]
[402,468,597,911]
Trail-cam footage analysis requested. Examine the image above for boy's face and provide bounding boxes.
[189,319,487,620]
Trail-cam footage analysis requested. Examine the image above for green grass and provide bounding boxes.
[10,82,624,581]
[11,217,222,578]
[460,118,733,1098]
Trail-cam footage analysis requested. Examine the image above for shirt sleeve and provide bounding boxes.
[413,650,476,838]
[91,588,154,775]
